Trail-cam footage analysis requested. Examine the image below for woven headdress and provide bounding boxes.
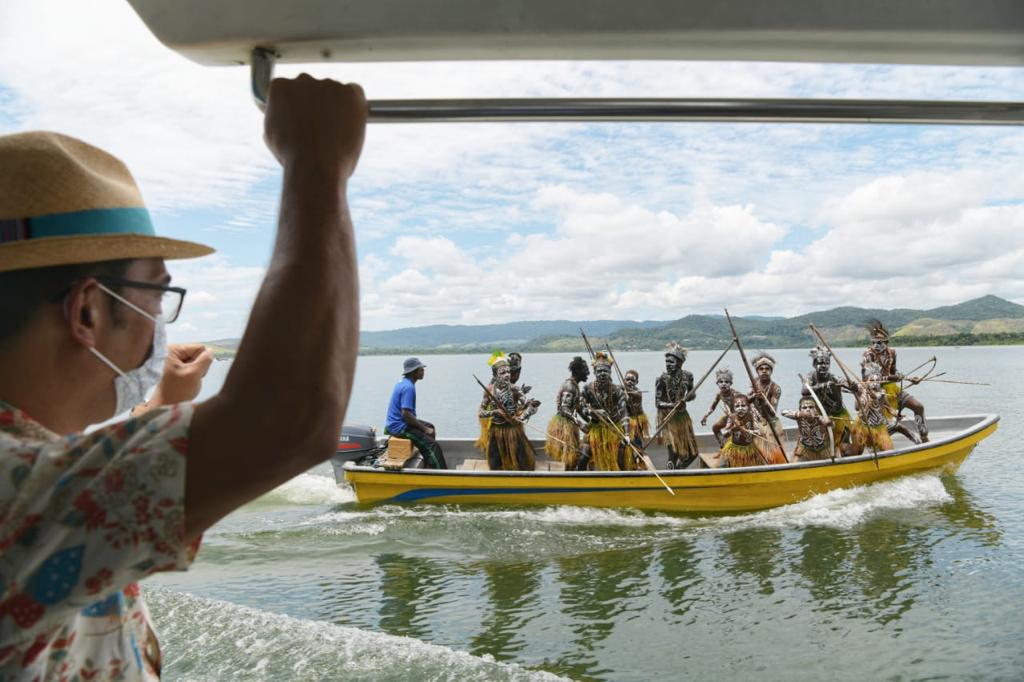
[665,342,687,361]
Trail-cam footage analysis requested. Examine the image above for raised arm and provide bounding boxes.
[186,75,367,540]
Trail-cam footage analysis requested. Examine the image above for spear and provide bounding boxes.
[579,332,673,494]
[643,339,735,450]
[724,309,789,462]
[473,374,539,462]
[589,406,675,496]
[799,372,836,463]
[808,323,880,468]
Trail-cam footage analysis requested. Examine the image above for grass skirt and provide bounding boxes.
[587,422,623,471]
[851,419,894,454]
[629,413,651,443]
[830,409,852,447]
[488,423,535,471]
[475,417,491,452]
[882,382,901,413]
[794,441,831,462]
[546,414,580,467]
[658,411,699,458]
[756,418,788,464]
[719,439,762,468]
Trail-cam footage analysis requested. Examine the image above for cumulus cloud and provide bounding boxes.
[3,0,1024,339]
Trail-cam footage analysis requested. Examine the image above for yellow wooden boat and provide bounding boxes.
[342,414,997,512]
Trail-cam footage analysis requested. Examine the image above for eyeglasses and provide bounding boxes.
[96,277,187,323]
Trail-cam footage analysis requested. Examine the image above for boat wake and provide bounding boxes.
[246,473,357,508]
[146,588,567,681]
[277,475,954,559]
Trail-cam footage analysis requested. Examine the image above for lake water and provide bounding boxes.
[148,346,1023,680]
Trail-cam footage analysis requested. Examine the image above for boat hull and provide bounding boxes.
[343,415,997,513]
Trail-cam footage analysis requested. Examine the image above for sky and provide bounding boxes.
[1,1,1023,342]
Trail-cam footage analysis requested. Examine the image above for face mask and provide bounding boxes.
[88,284,168,417]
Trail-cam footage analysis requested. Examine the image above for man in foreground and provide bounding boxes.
[0,74,366,679]
[385,358,447,469]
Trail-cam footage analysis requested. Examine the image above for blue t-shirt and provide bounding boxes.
[386,376,416,434]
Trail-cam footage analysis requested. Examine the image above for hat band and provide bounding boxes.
[0,207,155,243]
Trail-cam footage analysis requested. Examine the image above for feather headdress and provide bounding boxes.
[751,352,776,369]
[488,350,509,368]
[867,319,890,340]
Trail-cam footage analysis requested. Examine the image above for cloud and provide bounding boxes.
[164,255,266,342]
[3,0,1024,339]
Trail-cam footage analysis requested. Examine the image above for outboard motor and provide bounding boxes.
[330,424,387,483]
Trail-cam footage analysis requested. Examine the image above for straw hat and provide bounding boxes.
[0,131,213,272]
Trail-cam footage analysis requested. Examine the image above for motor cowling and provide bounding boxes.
[334,423,381,462]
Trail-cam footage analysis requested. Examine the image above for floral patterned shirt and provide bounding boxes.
[0,401,200,681]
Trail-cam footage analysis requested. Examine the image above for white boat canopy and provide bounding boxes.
[126,0,1024,124]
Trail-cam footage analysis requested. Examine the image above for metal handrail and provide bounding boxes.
[251,48,1024,125]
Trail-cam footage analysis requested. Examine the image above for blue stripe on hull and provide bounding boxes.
[391,485,703,502]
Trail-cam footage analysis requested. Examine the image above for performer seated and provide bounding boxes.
[782,391,833,462]
[807,346,852,456]
[749,352,787,464]
[717,394,764,468]
[478,352,540,471]
[546,356,589,468]
[655,342,699,469]
[701,368,738,448]
[844,362,895,456]
[862,320,928,443]
[578,352,631,471]
[623,369,649,471]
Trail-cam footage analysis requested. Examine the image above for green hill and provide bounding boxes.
[201,295,1024,355]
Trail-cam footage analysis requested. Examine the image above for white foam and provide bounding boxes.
[251,473,356,507]
[721,473,953,532]
[147,588,568,681]
[304,475,952,534]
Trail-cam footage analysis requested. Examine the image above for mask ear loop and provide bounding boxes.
[95,283,157,323]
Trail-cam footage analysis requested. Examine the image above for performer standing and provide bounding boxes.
[749,352,786,464]
[717,394,762,468]
[701,368,739,448]
[655,343,699,469]
[546,356,589,468]
[782,391,833,462]
[845,362,895,456]
[861,320,929,442]
[578,352,630,471]
[475,355,502,452]
[478,352,540,470]
[806,346,852,456]
[623,369,649,470]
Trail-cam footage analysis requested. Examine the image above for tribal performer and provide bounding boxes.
[475,353,503,452]
[478,352,541,470]
[508,352,532,394]
[578,352,631,471]
[844,362,895,456]
[862,320,929,443]
[718,394,763,468]
[701,367,739,448]
[623,369,649,470]
[546,356,589,468]
[749,352,787,464]
[782,390,833,462]
[807,346,853,455]
[655,343,699,469]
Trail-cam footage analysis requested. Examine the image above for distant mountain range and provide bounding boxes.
[202,295,1024,357]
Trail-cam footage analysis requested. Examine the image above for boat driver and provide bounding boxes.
[385,357,447,469]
